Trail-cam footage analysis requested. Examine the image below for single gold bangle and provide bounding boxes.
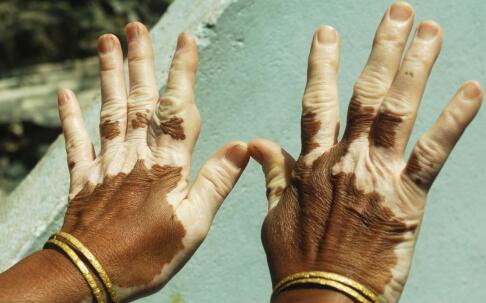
[53,232,120,303]
[272,277,371,303]
[273,271,379,303]
[46,239,105,303]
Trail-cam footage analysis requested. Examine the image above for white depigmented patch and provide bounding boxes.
[381,231,418,303]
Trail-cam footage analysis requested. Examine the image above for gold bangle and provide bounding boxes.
[272,271,379,303]
[46,239,105,303]
[272,277,371,303]
[53,232,120,303]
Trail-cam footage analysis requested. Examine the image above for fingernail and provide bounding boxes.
[126,23,141,41]
[176,32,187,50]
[389,2,413,22]
[316,26,336,45]
[463,81,483,101]
[225,143,249,168]
[58,89,70,106]
[98,35,114,53]
[417,21,439,40]
[249,145,263,163]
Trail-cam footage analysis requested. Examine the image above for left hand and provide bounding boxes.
[58,22,249,301]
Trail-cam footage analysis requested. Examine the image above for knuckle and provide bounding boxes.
[440,108,465,130]
[308,55,338,71]
[99,56,119,72]
[373,32,407,51]
[127,46,154,63]
[200,163,233,200]
[128,87,158,102]
[380,94,414,120]
[413,136,445,171]
[302,87,337,110]
[402,51,431,69]
[352,76,388,106]
[157,95,185,117]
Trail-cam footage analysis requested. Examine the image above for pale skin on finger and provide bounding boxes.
[249,2,483,303]
[0,23,250,303]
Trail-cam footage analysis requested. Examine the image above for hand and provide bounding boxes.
[55,22,249,301]
[249,2,483,303]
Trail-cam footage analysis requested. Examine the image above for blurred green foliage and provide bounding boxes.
[0,0,172,71]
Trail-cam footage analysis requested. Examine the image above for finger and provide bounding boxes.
[58,89,94,173]
[403,81,483,190]
[97,34,127,156]
[150,33,200,161]
[344,1,414,142]
[248,138,295,211]
[373,21,443,155]
[187,142,250,220]
[125,22,158,142]
[301,26,340,158]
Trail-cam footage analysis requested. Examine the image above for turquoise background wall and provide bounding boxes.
[1,0,485,302]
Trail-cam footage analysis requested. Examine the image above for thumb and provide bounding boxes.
[187,141,250,220]
[248,138,295,210]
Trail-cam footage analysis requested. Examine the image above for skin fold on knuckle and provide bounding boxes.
[405,136,445,189]
[372,33,407,55]
[302,88,337,111]
[200,162,235,200]
[353,73,389,105]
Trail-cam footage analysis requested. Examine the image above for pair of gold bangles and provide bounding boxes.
[46,231,378,303]
[45,232,119,303]
[272,271,381,303]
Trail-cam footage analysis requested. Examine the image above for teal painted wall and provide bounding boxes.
[150,1,486,302]
[3,1,485,302]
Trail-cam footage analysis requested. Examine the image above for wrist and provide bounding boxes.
[272,288,355,303]
[0,249,94,303]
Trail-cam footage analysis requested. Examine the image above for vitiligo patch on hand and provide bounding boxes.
[132,112,150,129]
[263,140,417,295]
[160,117,186,140]
[61,160,186,295]
[100,120,121,140]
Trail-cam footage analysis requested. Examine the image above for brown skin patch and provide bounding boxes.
[262,142,417,294]
[343,100,376,142]
[61,160,186,298]
[372,110,403,149]
[405,152,427,189]
[100,120,121,140]
[160,117,186,140]
[132,112,150,129]
[301,112,321,155]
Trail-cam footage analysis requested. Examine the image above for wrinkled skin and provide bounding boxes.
[0,23,249,303]
[249,2,483,303]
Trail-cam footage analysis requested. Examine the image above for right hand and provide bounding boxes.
[249,2,483,302]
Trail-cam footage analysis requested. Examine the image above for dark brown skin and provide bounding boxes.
[159,117,186,140]
[100,120,121,139]
[250,2,483,302]
[0,23,250,302]
[62,160,185,290]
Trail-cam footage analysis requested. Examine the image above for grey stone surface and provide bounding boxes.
[0,57,99,126]
[1,0,486,302]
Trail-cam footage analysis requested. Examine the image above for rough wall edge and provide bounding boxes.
[0,0,237,271]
